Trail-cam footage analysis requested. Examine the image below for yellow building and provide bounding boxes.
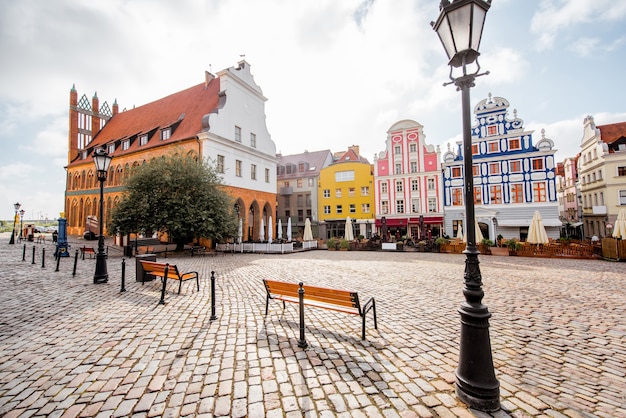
[318,146,375,239]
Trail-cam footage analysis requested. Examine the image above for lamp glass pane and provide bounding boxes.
[471,5,487,51]
[447,3,472,53]
[436,16,455,60]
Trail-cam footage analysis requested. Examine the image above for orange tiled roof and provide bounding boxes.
[70,78,221,166]
[598,121,626,144]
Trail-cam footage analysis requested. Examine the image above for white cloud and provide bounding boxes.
[531,0,626,50]
[24,117,68,157]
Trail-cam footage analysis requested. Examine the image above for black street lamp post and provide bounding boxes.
[431,0,500,411]
[9,202,21,244]
[19,209,25,240]
[93,147,113,284]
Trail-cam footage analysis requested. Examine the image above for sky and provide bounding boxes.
[1,0,625,221]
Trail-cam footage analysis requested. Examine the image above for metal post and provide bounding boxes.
[93,173,108,284]
[120,259,126,292]
[55,252,61,272]
[73,250,78,277]
[41,248,45,268]
[22,244,26,261]
[297,282,308,348]
[454,76,499,411]
[32,246,36,264]
[9,207,18,245]
[159,264,169,305]
[210,271,217,320]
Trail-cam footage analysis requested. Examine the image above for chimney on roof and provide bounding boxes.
[348,145,360,156]
[205,71,215,89]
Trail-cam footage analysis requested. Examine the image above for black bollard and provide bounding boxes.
[32,246,36,265]
[55,252,61,272]
[41,248,45,268]
[22,244,26,261]
[297,282,308,348]
[159,264,169,305]
[120,259,126,292]
[72,250,79,277]
[210,271,217,321]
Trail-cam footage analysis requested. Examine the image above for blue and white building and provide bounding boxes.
[442,94,561,242]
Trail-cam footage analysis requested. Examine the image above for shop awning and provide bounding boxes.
[375,216,444,227]
[498,219,563,227]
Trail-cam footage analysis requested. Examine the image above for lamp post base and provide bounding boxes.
[455,304,500,411]
[93,253,108,284]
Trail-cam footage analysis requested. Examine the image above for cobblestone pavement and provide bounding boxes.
[0,236,624,418]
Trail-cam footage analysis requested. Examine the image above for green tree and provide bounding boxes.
[110,153,237,250]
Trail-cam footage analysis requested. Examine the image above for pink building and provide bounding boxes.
[373,120,443,240]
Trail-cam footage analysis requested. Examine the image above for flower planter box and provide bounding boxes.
[489,247,509,256]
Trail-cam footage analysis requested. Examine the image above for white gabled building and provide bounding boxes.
[441,94,560,242]
[197,60,278,241]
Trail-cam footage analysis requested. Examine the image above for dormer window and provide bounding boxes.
[108,143,115,154]
[161,128,171,140]
[139,134,148,146]
[122,140,130,150]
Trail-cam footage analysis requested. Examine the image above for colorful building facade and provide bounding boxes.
[373,120,443,240]
[441,94,560,241]
[318,146,375,239]
[578,116,626,239]
[276,150,334,240]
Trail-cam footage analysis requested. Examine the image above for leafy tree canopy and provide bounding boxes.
[110,153,238,249]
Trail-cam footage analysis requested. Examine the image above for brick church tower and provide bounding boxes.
[67,85,117,164]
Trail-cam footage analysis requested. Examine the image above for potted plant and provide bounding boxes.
[505,239,522,255]
[339,239,350,250]
[479,238,495,254]
[326,237,338,250]
[434,236,449,253]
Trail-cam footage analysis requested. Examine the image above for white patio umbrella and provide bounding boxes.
[268,216,273,244]
[287,218,292,242]
[237,218,242,244]
[612,208,626,239]
[527,211,549,244]
[277,219,283,240]
[345,216,354,241]
[462,219,483,244]
[260,217,265,242]
[303,218,313,241]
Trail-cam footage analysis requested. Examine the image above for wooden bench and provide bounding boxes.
[263,279,377,340]
[79,246,96,259]
[140,261,199,296]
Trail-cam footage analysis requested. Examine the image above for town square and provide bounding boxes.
[0,236,624,417]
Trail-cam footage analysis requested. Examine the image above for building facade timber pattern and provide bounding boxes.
[442,94,560,242]
[65,60,277,242]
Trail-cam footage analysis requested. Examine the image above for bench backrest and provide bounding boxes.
[140,261,181,279]
[264,280,360,311]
